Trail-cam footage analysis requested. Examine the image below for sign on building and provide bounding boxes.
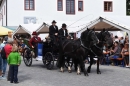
[24,17,36,24]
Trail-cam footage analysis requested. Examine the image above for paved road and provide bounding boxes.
[0,59,130,86]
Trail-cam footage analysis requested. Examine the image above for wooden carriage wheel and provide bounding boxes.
[43,52,54,70]
[23,49,33,66]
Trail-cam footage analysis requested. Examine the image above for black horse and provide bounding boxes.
[87,28,113,74]
[57,28,99,76]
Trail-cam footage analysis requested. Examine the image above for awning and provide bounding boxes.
[78,16,130,33]
[36,22,50,33]
[12,25,30,35]
[0,26,13,35]
[13,24,42,36]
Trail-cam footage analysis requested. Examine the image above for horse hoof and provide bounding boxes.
[68,70,72,73]
[87,70,90,73]
[77,73,81,75]
[97,71,101,74]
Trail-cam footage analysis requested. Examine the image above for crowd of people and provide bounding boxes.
[102,35,129,67]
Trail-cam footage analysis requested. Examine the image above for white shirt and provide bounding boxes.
[53,26,56,29]
[64,30,65,36]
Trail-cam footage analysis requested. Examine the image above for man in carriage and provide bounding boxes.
[58,23,69,42]
[49,20,58,45]
[29,31,41,60]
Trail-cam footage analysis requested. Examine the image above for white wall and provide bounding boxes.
[0,0,6,26]
[5,0,127,26]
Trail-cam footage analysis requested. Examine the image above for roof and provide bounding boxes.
[78,16,130,33]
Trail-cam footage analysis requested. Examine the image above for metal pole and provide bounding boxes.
[0,13,3,26]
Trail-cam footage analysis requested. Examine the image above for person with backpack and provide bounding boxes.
[0,46,3,79]
[7,44,21,83]
[2,38,13,80]
[0,37,8,79]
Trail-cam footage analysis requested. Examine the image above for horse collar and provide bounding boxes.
[80,38,98,56]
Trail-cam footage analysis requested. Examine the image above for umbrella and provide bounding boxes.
[0,26,13,35]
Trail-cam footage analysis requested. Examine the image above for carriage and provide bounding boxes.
[22,32,73,70]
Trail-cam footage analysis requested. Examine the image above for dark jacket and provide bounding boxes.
[58,28,68,39]
[49,25,58,36]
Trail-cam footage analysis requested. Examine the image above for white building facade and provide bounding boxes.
[0,0,127,27]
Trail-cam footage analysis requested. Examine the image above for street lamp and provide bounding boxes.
[0,13,3,26]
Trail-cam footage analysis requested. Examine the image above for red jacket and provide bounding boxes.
[29,37,41,47]
[4,44,12,58]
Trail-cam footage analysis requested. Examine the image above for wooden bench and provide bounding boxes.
[111,57,125,67]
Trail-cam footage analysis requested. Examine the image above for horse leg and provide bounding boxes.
[87,56,93,73]
[67,57,72,73]
[77,64,81,75]
[79,56,88,76]
[97,57,101,74]
[60,55,65,72]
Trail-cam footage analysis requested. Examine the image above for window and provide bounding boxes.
[78,1,83,11]
[66,0,75,14]
[127,0,130,15]
[24,0,35,10]
[57,0,63,11]
[104,1,112,12]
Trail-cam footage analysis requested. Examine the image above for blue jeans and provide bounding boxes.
[2,59,7,75]
[0,54,2,71]
[10,65,18,83]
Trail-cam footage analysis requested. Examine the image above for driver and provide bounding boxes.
[49,20,58,44]
[29,31,41,60]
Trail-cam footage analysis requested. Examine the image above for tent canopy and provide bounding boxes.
[13,24,42,36]
[78,16,130,33]
[0,26,13,35]
[36,23,50,33]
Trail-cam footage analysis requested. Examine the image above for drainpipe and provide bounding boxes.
[6,0,7,26]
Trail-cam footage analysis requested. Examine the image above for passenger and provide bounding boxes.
[29,31,41,60]
[58,23,69,43]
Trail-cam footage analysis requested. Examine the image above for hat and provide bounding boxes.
[52,20,57,23]
[62,23,67,28]
[32,31,37,35]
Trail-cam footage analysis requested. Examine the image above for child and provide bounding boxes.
[7,44,21,84]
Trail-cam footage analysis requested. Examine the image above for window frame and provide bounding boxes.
[78,1,83,11]
[66,0,75,14]
[57,0,63,11]
[24,0,35,10]
[104,1,113,12]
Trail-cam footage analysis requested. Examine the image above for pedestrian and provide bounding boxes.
[7,44,21,83]
[0,50,3,79]
[0,37,8,79]
[4,38,13,81]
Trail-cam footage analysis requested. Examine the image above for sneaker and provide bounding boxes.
[126,65,130,68]
[0,76,3,79]
[2,76,6,79]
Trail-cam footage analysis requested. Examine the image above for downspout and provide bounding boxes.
[6,0,7,26]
